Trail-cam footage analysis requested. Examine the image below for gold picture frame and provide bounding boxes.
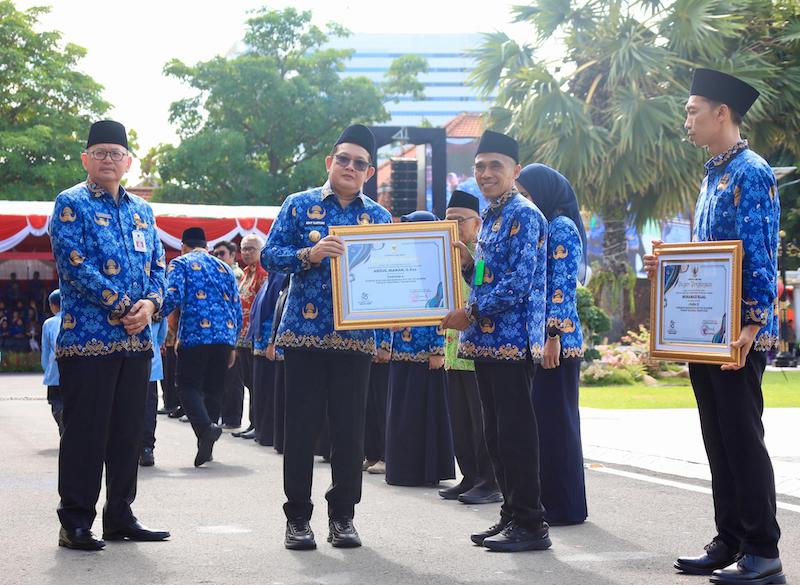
[330,221,463,330]
[649,240,743,365]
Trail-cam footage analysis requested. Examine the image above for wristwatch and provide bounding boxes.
[465,302,480,323]
[547,326,561,340]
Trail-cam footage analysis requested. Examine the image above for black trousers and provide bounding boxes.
[474,359,544,530]
[57,354,151,531]
[689,351,780,558]
[253,356,276,445]
[532,359,587,524]
[222,347,253,427]
[283,349,372,521]
[161,347,179,409]
[176,344,232,439]
[274,361,286,452]
[142,381,158,450]
[447,369,497,491]
[364,362,389,462]
[47,385,64,435]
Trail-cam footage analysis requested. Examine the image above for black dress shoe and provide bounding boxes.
[59,527,105,551]
[167,407,184,419]
[470,519,510,546]
[139,448,155,467]
[675,538,741,575]
[439,481,473,500]
[240,429,257,440]
[285,519,316,550]
[195,424,222,467]
[711,554,785,584]
[483,521,551,552]
[458,486,503,505]
[157,407,178,415]
[231,424,253,436]
[103,521,170,542]
[328,518,362,548]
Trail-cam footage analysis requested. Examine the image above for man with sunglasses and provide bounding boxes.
[50,120,170,550]
[262,124,391,550]
[212,240,244,282]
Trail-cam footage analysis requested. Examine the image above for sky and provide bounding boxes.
[18,0,534,182]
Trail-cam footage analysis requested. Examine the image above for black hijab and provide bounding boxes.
[517,163,587,284]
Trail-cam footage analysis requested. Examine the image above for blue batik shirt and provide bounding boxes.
[375,328,392,353]
[49,181,166,359]
[391,325,444,363]
[546,216,584,358]
[694,141,780,352]
[261,182,392,356]
[162,250,242,348]
[459,191,548,362]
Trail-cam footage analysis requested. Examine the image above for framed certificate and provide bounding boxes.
[329,221,463,330]
[649,240,743,365]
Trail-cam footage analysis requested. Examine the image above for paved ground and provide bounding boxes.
[1,373,797,585]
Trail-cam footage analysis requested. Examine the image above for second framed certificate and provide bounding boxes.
[649,240,743,365]
[329,221,463,330]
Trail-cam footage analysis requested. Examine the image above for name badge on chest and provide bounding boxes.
[132,230,147,253]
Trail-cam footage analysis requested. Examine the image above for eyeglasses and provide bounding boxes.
[241,246,258,253]
[212,251,227,258]
[87,148,128,162]
[334,154,370,172]
[473,161,506,175]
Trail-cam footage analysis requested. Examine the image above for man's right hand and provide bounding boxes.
[309,235,346,265]
[642,240,662,280]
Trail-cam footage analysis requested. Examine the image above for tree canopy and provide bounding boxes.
[0,1,110,201]
[148,7,426,205]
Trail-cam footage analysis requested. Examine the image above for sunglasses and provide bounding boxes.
[333,153,370,172]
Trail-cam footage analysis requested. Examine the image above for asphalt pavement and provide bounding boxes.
[1,373,797,585]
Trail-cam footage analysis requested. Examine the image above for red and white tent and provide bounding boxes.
[0,200,281,257]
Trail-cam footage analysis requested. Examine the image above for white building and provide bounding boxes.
[328,33,493,127]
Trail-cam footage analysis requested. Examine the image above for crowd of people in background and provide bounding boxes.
[0,272,56,352]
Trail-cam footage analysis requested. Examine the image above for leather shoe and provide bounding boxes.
[458,486,503,505]
[711,555,785,584]
[470,519,510,545]
[231,424,253,436]
[103,521,170,542]
[285,519,316,550]
[675,538,741,575]
[328,518,362,548]
[195,424,222,467]
[58,527,105,551]
[167,407,184,419]
[240,429,257,440]
[439,481,473,500]
[139,448,155,467]
[483,521,551,552]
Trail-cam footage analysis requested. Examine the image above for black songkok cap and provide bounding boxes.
[689,68,760,117]
[335,124,375,158]
[181,227,207,246]
[476,130,519,163]
[87,120,129,150]
[447,190,480,214]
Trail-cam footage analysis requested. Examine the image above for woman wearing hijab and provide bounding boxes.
[385,210,456,487]
[517,163,588,526]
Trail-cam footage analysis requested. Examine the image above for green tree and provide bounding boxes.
[0,1,110,200]
[471,0,800,326]
[150,8,427,205]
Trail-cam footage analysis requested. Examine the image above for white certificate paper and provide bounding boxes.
[660,261,730,346]
[345,238,445,314]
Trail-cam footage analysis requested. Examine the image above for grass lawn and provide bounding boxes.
[580,370,800,409]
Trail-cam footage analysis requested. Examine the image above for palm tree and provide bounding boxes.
[471,0,800,329]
